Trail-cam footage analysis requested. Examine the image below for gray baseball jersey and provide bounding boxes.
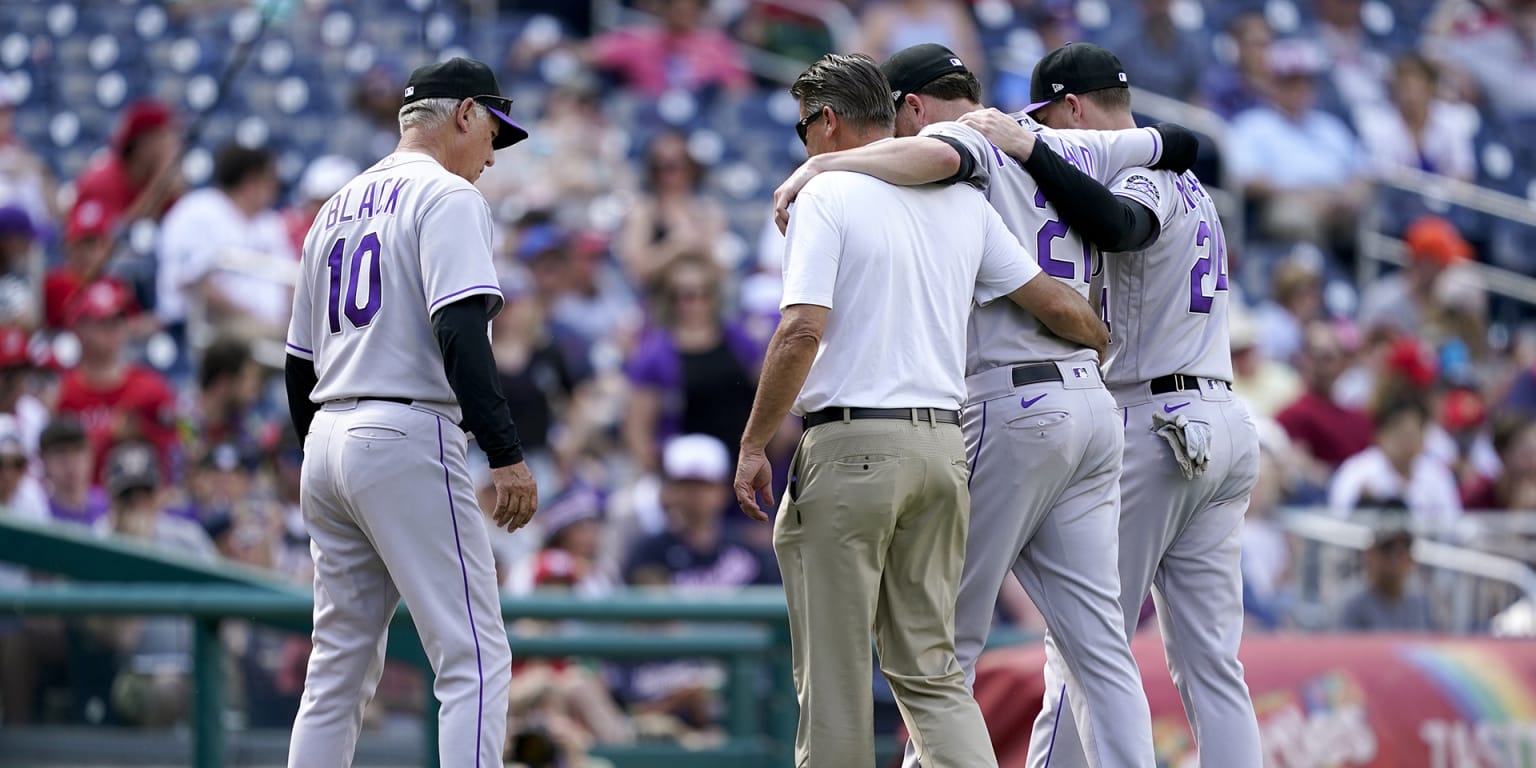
[286,151,505,412]
[1098,169,1234,387]
[902,117,1169,768]
[918,116,1167,375]
[285,151,511,768]
[1027,170,1263,768]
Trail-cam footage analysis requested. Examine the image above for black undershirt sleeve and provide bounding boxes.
[929,135,978,186]
[1022,143,1161,253]
[433,298,524,468]
[284,354,319,440]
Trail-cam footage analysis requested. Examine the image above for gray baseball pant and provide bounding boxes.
[1029,379,1262,768]
[287,399,511,768]
[903,361,1155,768]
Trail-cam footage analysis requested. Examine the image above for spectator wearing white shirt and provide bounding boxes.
[155,143,294,364]
[1329,397,1463,531]
[1227,40,1370,246]
[1352,53,1479,182]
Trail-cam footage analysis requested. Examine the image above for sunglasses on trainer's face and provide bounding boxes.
[796,110,824,146]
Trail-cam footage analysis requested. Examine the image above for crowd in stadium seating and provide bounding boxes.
[1,0,1535,758]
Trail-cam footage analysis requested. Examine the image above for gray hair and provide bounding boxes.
[789,53,896,133]
[397,97,489,133]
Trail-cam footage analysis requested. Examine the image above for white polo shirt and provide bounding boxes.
[781,168,1041,415]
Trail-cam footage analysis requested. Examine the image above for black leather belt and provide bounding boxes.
[1149,374,1230,395]
[361,396,413,406]
[803,407,961,430]
[1011,362,1062,387]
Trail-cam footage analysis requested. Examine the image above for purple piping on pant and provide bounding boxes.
[1043,684,1067,767]
[436,416,485,767]
[967,401,988,489]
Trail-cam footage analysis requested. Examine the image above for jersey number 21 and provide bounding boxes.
[325,233,384,334]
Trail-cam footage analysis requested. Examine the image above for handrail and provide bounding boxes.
[1280,510,1536,631]
[1376,164,1536,227]
[0,583,795,768]
[1358,229,1536,307]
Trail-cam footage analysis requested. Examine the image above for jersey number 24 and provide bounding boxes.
[325,233,383,334]
[1189,219,1228,314]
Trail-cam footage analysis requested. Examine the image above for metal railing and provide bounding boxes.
[1280,510,1536,632]
[0,584,797,768]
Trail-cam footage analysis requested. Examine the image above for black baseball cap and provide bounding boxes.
[1024,43,1129,114]
[882,43,971,104]
[402,57,528,150]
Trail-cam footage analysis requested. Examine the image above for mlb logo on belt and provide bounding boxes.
[1073,367,1087,378]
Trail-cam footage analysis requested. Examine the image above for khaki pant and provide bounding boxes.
[775,416,998,768]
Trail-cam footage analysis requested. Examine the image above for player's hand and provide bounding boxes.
[733,449,775,522]
[490,462,539,532]
[773,156,825,234]
[959,108,1036,161]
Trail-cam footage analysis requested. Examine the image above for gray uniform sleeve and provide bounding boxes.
[919,120,997,191]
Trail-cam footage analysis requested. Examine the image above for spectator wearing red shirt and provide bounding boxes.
[43,200,140,331]
[1277,322,1375,480]
[54,281,177,483]
[71,99,183,228]
[586,0,751,97]
[1461,415,1536,511]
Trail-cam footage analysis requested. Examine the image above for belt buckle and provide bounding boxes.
[1174,374,1187,392]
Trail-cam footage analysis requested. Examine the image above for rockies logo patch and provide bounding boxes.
[1122,174,1160,203]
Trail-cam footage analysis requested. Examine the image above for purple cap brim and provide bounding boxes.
[484,104,529,149]
[1024,99,1054,114]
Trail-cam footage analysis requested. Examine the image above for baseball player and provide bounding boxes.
[283,57,538,768]
[773,43,1198,768]
[975,43,1263,767]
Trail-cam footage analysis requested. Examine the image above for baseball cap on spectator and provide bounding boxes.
[299,155,361,203]
[105,441,161,498]
[111,99,176,156]
[540,486,603,546]
[38,417,87,455]
[1022,42,1129,114]
[1441,388,1487,432]
[0,326,32,371]
[402,57,528,149]
[0,416,24,463]
[197,442,250,473]
[1405,215,1472,268]
[662,434,730,483]
[1266,39,1327,78]
[1384,336,1437,388]
[65,199,113,243]
[1229,303,1259,352]
[66,280,130,327]
[515,223,568,264]
[0,205,35,240]
[882,43,971,104]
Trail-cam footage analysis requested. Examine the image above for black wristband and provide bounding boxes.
[1149,123,1199,173]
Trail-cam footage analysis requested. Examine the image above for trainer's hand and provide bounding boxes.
[959,108,1036,161]
[773,156,825,234]
[734,449,775,522]
[490,462,538,532]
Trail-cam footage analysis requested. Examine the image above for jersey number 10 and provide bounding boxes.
[1188,219,1229,314]
[326,233,383,334]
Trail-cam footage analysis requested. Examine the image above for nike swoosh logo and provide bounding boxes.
[1163,402,1191,413]
[1021,394,1048,408]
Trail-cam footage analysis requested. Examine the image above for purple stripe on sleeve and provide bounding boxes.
[286,342,314,356]
[429,284,502,314]
[436,416,485,767]
[1149,127,1161,165]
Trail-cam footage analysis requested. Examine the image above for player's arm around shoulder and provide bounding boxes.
[772,134,969,233]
